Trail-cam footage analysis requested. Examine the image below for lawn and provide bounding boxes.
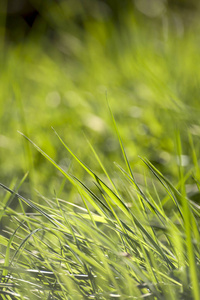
[0,1,200,299]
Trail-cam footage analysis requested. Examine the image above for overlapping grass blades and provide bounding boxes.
[0,125,199,299]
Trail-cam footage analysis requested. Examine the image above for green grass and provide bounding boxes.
[1,1,200,299]
[0,125,200,299]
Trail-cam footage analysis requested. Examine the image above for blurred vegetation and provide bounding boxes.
[1,0,200,200]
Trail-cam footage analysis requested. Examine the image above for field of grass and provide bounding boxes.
[0,1,200,299]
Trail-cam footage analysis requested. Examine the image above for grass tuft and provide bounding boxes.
[0,128,199,299]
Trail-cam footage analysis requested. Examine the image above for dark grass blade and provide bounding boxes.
[0,183,62,228]
[140,157,183,218]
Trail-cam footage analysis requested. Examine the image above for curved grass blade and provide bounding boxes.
[0,183,63,229]
[2,222,24,279]
[140,157,183,218]
[84,135,119,196]
[10,228,41,265]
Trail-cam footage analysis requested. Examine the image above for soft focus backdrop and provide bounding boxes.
[1,0,200,200]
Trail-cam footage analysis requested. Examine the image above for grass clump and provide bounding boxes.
[0,126,199,299]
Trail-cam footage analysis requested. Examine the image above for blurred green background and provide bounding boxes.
[1,0,200,199]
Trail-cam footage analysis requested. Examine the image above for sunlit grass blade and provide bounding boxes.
[107,102,135,181]
[52,127,96,179]
[85,135,119,195]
